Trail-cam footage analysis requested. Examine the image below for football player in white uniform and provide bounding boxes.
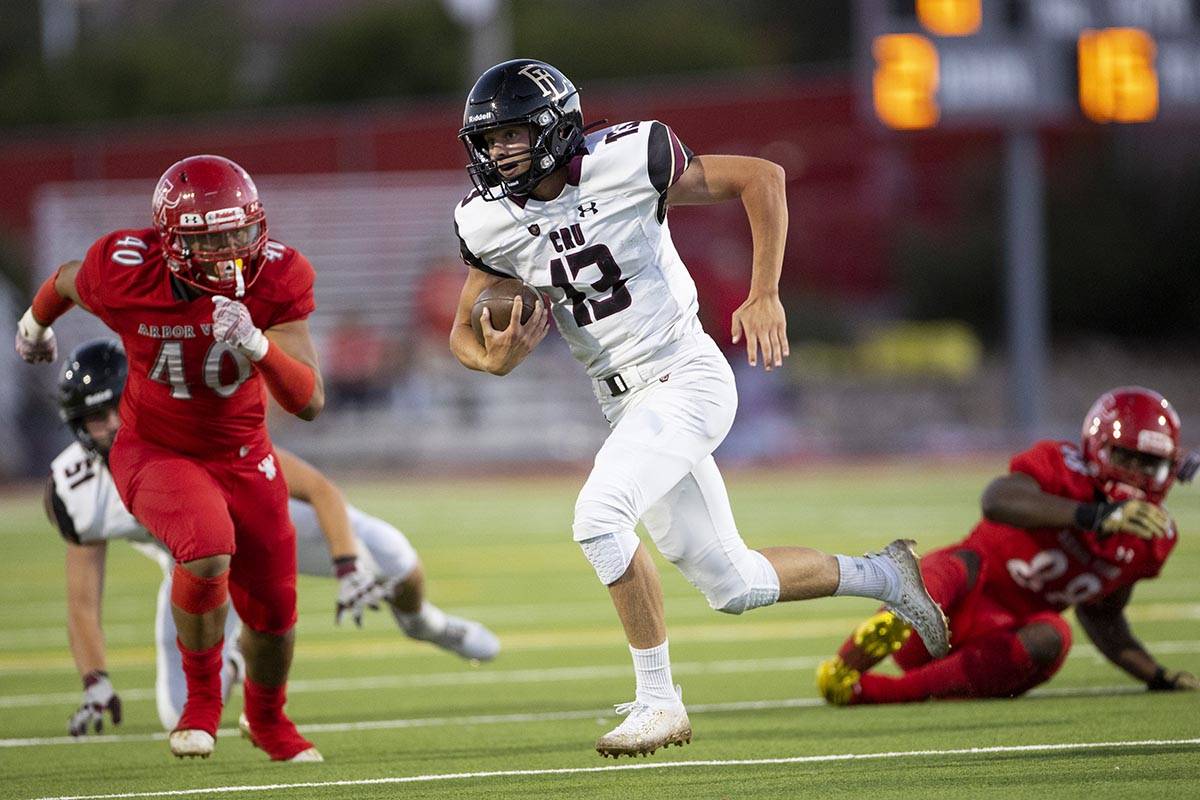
[50,339,499,736]
[449,59,951,758]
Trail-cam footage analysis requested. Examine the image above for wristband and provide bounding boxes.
[82,670,108,689]
[1147,666,1174,691]
[333,556,357,578]
[1073,503,1100,531]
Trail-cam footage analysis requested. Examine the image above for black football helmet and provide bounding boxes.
[458,58,585,200]
[58,339,127,454]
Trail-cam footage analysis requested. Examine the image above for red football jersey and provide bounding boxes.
[75,227,316,458]
[964,440,1177,617]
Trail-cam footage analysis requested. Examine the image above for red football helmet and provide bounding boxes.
[151,155,268,296]
[1081,386,1181,504]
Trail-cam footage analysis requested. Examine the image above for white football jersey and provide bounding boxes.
[49,442,160,550]
[454,120,705,378]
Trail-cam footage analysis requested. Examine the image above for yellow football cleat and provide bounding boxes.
[816,657,861,706]
[853,610,912,660]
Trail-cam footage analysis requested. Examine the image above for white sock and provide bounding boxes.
[393,601,448,640]
[833,554,901,604]
[631,640,678,707]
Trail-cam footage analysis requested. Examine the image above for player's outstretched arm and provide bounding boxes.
[449,268,548,375]
[1076,585,1199,691]
[982,473,1174,539]
[275,447,388,626]
[15,260,86,364]
[667,154,789,370]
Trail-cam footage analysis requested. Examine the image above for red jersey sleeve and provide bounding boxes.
[253,245,316,330]
[74,233,114,326]
[1008,440,1095,500]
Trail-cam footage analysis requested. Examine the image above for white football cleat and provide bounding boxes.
[238,713,324,762]
[877,539,951,660]
[169,729,215,759]
[411,615,501,662]
[595,688,692,758]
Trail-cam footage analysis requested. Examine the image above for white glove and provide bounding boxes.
[15,307,57,363]
[68,671,122,736]
[211,296,268,361]
[334,557,389,627]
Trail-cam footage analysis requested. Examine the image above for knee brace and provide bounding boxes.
[706,550,781,615]
[170,565,229,615]
[579,531,641,585]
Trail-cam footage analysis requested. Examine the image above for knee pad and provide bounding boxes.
[579,531,641,585]
[170,565,229,615]
[709,550,780,615]
[1019,614,1073,668]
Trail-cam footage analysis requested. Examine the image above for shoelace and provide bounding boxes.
[613,700,646,716]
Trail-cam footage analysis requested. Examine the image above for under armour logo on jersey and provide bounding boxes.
[519,65,567,100]
[578,201,598,217]
[257,453,277,481]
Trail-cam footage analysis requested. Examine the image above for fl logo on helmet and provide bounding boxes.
[519,64,567,100]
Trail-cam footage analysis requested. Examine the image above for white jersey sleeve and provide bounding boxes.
[453,120,704,378]
[48,442,161,550]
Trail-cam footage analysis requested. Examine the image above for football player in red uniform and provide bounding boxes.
[817,387,1199,704]
[15,155,326,760]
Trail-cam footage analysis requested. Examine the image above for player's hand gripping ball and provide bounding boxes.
[470,279,542,346]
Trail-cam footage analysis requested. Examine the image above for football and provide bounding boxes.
[470,278,541,345]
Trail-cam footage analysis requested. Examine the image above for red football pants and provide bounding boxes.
[109,428,298,635]
[859,546,1072,702]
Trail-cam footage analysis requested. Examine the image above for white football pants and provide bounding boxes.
[149,499,420,730]
[574,333,778,613]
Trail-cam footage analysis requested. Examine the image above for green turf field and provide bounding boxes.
[1,460,1197,799]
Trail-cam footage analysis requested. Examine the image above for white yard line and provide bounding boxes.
[0,684,1148,749]
[5,638,1198,709]
[26,737,1200,800]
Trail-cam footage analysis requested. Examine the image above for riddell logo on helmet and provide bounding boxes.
[469,112,494,122]
[205,207,245,226]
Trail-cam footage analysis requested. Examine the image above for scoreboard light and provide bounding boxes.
[1078,27,1160,123]
[916,0,982,37]
[873,33,940,130]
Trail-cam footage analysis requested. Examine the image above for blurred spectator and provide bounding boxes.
[322,311,394,411]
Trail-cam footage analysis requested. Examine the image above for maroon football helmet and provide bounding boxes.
[151,155,268,296]
[1081,386,1181,504]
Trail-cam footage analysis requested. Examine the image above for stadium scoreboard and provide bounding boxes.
[856,0,1200,129]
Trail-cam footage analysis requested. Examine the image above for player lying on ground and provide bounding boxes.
[17,155,325,760]
[449,59,950,758]
[50,340,500,736]
[817,386,1199,705]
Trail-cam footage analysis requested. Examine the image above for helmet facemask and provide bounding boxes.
[165,213,267,298]
[461,104,581,200]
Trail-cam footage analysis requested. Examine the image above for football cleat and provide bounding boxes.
[169,729,215,759]
[406,615,501,662]
[816,657,862,706]
[876,539,950,660]
[595,687,691,758]
[238,713,324,762]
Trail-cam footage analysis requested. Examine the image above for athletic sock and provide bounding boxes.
[175,638,225,735]
[858,629,1037,704]
[631,640,679,707]
[832,554,901,604]
[392,601,448,640]
[242,678,314,760]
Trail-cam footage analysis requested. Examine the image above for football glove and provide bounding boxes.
[15,307,57,363]
[1076,499,1173,540]
[68,670,122,736]
[211,296,268,361]
[334,556,389,627]
[1148,667,1200,691]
